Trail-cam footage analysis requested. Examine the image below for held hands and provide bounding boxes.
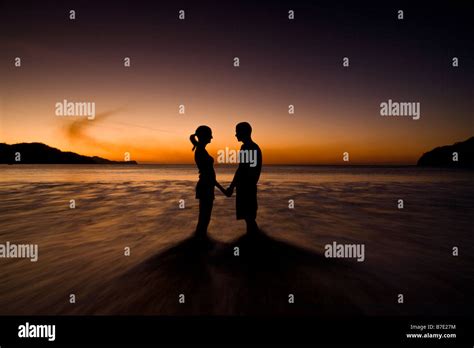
[216,180,234,197]
[216,182,233,197]
[224,186,234,197]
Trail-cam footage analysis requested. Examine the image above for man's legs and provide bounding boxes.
[245,218,259,235]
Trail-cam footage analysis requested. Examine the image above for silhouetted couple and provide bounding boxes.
[190,122,262,240]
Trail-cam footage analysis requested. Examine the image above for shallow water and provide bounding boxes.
[0,165,472,315]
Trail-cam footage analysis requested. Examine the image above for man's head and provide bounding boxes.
[235,122,252,142]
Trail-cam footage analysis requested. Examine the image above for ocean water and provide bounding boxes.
[0,165,472,315]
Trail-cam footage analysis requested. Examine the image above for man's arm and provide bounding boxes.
[229,165,241,190]
[254,146,262,184]
[226,165,241,196]
[226,156,246,197]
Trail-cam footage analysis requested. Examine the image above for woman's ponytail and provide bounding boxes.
[190,134,198,151]
[190,125,212,151]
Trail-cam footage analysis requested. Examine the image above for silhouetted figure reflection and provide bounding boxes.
[190,126,226,239]
[226,122,262,234]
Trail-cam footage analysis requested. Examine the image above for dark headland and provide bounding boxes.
[417,137,474,169]
[0,143,137,164]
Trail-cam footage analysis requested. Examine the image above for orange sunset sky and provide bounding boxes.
[1,1,472,164]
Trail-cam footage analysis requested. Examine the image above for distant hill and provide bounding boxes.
[417,137,474,169]
[0,143,137,164]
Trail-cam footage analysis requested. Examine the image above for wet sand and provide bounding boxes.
[0,165,472,315]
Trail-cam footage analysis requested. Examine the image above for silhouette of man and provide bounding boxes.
[226,122,262,234]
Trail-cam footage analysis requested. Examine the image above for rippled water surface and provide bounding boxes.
[0,165,472,315]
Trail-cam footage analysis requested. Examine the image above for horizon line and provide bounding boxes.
[120,162,418,166]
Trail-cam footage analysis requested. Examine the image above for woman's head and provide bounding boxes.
[190,125,213,150]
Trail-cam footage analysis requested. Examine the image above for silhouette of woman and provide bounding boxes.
[190,126,226,239]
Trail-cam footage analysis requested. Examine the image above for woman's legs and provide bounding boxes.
[195,198,213,237]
